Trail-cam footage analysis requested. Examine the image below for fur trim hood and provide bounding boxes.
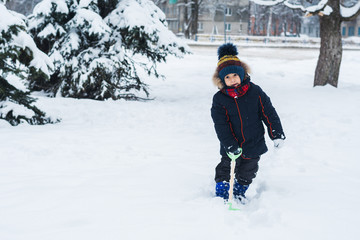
[212,60,251,89]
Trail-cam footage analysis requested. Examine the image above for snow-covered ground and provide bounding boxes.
[1,46,359,240]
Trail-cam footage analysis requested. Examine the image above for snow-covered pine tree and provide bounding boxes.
[28,0,189,100]
[0,1,55,126]
[28,0,125,99]
[105,0,188,76]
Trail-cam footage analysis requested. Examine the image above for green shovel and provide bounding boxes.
[226,148,242,211]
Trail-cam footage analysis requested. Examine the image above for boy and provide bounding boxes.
[211,43,285,201]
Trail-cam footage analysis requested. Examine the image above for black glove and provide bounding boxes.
[226,145,242,156]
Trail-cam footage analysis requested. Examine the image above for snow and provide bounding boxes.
[303,0,328,12]
[11,31,54,76]
[323,5,333,15]
[347,36,360,43]
[0,100,35,119]
[251,0,284,7]
[252,0,360,18]
[0,3,54,76]
[28,0,70,35]
[0,3,26,31]
[79,0,94,8]
[108,0,166,30]
[341,0,360,18]
[74,8,111,35]
[1,45,360,239]
[106,0,190,56]
[5,74,28,92]
[37,23,57,38]
[64,31,80,52]
[32,0,69,16]
[259,0,328,13]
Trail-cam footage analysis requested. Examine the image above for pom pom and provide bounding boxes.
[217,43,238,59]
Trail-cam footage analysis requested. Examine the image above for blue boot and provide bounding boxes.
[215,181,230,200]
[233,181,249,201]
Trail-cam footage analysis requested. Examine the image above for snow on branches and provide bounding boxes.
[0,2,55,125]
[28,0,190,101]
[250,0,360,18]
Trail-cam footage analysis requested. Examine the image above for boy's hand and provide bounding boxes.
[273,139,284,148]
[229,148,242,155]
[226,145,242,160]
[227,145,242,155]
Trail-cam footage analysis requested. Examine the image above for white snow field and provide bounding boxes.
[1,45,359,240]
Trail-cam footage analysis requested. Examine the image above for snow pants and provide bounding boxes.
[215,155,260,185]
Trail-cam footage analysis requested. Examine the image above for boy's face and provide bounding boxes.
[224,73,241,87]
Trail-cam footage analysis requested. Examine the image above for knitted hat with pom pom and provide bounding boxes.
[217,43,245,83]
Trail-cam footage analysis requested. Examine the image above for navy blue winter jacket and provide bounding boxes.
[211,82,285,158]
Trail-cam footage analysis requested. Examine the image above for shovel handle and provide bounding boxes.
[226,148,242,202]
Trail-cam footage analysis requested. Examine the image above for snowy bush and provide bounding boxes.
[28,0,189,100]
[0,2,55,126]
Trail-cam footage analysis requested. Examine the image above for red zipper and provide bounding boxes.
[234,97,246,148]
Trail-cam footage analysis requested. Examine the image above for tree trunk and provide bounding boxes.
[314,0,342,87]
[183,0,191,39]
[190,0,199,39]
[266,7,273,37]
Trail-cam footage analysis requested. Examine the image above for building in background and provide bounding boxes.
[301,15,360,38]
[248,1,302,37]
[156,1,181,34]
[156,0,305,38]
[201,0,250,37]
[301,15,320,38]
[155,0,250,38]
[7,0,360,39]
[341,16,360,37]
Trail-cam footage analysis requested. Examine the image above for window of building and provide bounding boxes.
[342,27,346,36]
[302,26,306,34]
[225,23,231,32]
[225,7,232,16]
[212,25,218,35]
[348,26,355,36]
[168,21,178,31]
[358,27,360,36]
[172,6,178,15]
[198,22,203,31]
